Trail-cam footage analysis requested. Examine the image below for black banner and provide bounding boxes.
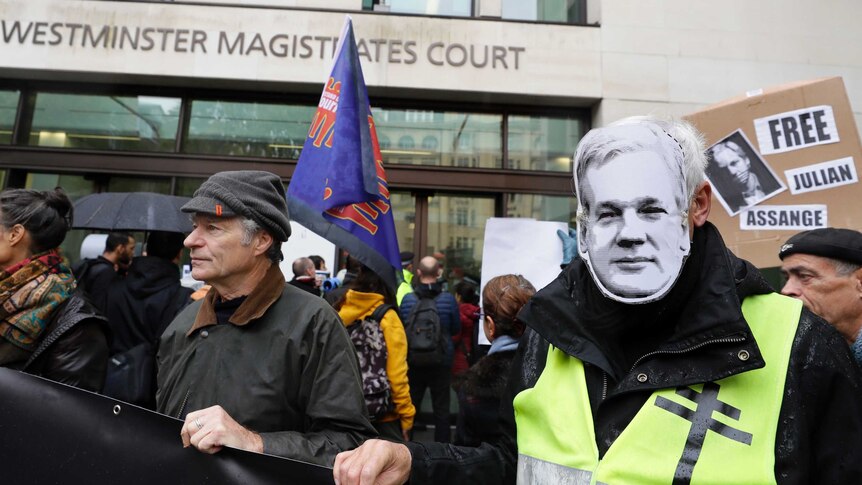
[0,368,334,484]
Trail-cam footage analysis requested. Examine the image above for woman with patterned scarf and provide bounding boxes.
[0,187,109,391]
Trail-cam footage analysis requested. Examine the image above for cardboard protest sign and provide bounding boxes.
[685,77,862,268]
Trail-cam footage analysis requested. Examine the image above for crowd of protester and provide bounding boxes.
[2,116,862,484]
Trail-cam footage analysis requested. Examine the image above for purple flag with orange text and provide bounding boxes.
[287,17,401,290]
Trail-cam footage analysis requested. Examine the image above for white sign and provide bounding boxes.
[784,156,858,195]
[479,217,567,345]
[740,205,827,231]
[754,105,839,155]
[279,221,337,280]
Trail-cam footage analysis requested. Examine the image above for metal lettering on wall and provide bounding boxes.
[0,20,526,70]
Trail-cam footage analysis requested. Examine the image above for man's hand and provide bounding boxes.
[180,405,264,454]
[333,439,412,485]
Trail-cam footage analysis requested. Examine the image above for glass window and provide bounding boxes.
[374,108,502,169]
[175,177,207,197]
[185,100,315,159]
[107,175,171,194]
[26,172,94,200]
[507,114,583,172]
[378,0,472,17]
[390,191,416,257]
[397,135,415,149]
[0,90,19,144]
[502,0,586,24]
[507,193,576,225]
[427,193,495,284]
[30,93,180,152]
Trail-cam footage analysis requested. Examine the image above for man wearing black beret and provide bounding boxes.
[780,227,862,366]
[156,170,375,465]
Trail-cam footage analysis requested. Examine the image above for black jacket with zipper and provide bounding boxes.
[22,291,110,392]
[406,223,862,484]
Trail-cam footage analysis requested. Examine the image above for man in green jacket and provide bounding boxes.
[156,170,375,466]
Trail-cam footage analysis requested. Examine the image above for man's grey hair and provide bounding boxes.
[830,257,862,277]
[240,217,283,264]
[574,116,708,222]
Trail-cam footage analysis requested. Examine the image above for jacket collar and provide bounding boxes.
[186,264,285,336]
[519,222,774,386]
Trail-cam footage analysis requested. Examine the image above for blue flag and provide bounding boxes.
[287,17,401,290]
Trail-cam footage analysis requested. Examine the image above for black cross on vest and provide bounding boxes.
[654,382,753,485]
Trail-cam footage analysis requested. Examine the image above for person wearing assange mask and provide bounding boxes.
[332,116,862,485]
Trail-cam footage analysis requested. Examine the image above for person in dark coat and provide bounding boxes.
[0,187,108,392]
[399,255,461,443]
[778,228,862,367]
[454,274,534,447]
[334,117,862,485]
[156,170,375,466]
[102,230,192,408]
[73,232,135,312]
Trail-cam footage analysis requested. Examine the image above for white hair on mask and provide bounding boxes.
[572,116,707,304]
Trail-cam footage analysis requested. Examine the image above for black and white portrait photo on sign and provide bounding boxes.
[575,120,693,304]
[705,130,785,216]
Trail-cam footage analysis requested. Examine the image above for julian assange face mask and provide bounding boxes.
[574,122,691,304]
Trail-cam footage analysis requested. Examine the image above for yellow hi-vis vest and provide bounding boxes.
[513,293,802,485]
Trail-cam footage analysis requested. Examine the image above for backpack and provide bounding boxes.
[346,303,395,421]
[404,296,447,368]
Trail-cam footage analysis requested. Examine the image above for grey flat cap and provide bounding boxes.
[182,170,291,242]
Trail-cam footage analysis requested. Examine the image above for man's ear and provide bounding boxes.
[689,181,712,228]
[853,268,862,296]
[253,230,274,257]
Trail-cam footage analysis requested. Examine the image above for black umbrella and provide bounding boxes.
[73,192,192,233]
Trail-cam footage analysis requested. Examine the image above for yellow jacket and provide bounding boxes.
[396,269,413,306]
[338,289,415,431]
